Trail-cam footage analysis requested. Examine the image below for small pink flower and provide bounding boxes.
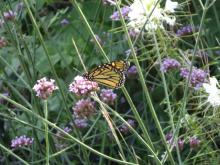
[126,65,138,79]
[11,135,34,148]
[189,136,200,149]
[69,75,99,96]
[33,77,58,99]
[3,10,17,21]
[100,89,117,105]
[56,126,72,138]
[73,98,96,118]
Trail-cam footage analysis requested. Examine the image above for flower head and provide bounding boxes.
[60,19,69,26]
[100,89,117,105]
[127,65,138,78]
[11,135,34,148]
[33,77,58,99]
[3,10,17,21]
[203,76,220,107]
[110,6,131,21]
[74,118,88,129]
[176,25,198,37]
[189,136,200,149]
[160,58,181,72]
[127,0,178,32]
[73,98,96,118]
[180,68,207,89]
[69,75,99,96]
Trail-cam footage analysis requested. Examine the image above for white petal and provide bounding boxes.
[165,0,178,13]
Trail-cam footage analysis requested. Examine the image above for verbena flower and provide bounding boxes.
[73,98,96,118]
[119,119,135,135]
[180,68,207,89]
[3,10,17,20]
[74,118,88,129]
[0,37,7,48]
[110,6,131,21]
[33,77,58,99]
[176,25,198,37]
[127,65,138,78]
[69,75,99,96]
[189,136,200,149]
[160,58,181,72]
[128,0,178,32]
[60,19,69,25]
[100,89,117,105]
[177,139,184,151]
[203,76,220,107]
[11,135,34,148]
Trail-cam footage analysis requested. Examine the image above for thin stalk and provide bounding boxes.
[44,100,49,165]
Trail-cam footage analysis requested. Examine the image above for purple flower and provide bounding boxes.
[73,98,96,118]
[126,65,138,79]
[56,126,72,138]
[33,77,58,99]
[180,68,207,89]
[166,132,173,141]
[160,58,181,72]
[74,118,88,129]
[176,25,198,37]
[119,119,135,135]
[110,6,131,21]
[60,19,69,26]
[100,89,117,105]
[128,28,140,38]
[69,75,99,96]
[11,135,34,149]
[189,136,200,149]
[178,139,184,151]
[3,10,17,21]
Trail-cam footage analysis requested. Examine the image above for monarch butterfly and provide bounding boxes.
[83,60,130,89]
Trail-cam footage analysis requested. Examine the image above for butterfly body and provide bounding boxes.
[83,60,129,89]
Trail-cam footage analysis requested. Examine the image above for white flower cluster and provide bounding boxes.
[127,0,178,31]
[203,77,220,108]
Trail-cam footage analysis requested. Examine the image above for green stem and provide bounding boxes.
[44,100,49,165]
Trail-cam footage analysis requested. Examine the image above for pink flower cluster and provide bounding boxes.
[119,119,135,135]
[69,76,99,96]
[33,77,58,99]
[74,118,88,129]
[100,89,117,105]
[3,10,17,21]
[11,135,34,148]
[73,98,96,118]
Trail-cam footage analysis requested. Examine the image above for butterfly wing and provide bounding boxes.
[83,60,129,89]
